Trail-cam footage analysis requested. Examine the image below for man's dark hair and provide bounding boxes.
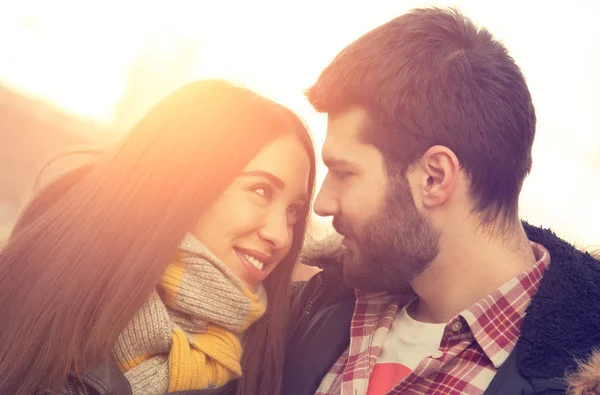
[307,7,536,223]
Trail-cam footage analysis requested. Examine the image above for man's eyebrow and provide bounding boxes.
[238,170,284,189]
[322,157,353,169]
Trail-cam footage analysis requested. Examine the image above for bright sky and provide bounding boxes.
[1,0,599,247]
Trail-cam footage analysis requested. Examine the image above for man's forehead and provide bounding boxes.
[321,126,357,163]
[322,107,374,165]
[326,107,370,141]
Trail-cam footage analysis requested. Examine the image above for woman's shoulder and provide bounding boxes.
[60,362,237,395]
[60,360,131,395]
[167,381,235,395]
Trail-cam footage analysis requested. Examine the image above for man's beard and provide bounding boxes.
[333,175,440,293]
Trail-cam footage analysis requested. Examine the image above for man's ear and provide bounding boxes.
[412,145,460,209]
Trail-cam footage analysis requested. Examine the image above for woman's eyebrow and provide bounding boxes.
[238,170,284,190]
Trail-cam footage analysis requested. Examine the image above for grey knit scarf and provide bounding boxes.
[112,233,267,395]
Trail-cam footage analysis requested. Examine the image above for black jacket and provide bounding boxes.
[59,361,131,395]
[282,223,600,395]
[60,364,235,395]
[59,362,235,395]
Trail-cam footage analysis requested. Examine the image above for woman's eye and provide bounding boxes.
[287,206,299,217]
[252,185,273,199]
[287,206,300,225]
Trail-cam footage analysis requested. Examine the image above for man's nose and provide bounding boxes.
[314,178,339,217]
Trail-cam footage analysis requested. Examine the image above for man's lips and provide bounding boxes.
[341,235,355,246]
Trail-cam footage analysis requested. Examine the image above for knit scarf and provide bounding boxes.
[112,233,267,395]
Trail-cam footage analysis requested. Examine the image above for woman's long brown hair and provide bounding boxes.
[0,79,316,395]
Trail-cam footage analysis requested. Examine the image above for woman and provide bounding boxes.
[0,79,316,395]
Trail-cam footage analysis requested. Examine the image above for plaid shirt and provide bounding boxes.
[316,242,550,395]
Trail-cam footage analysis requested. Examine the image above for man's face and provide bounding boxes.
[314,107,440,293]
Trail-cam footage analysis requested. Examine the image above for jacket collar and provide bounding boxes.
[517,222,600,381]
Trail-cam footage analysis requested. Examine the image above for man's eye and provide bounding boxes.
[332,170,351,180]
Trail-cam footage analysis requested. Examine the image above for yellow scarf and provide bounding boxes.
[112,233,267,395]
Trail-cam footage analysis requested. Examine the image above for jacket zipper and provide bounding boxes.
[286,269,329,347]
[64,380,85,395]
[80,373,107,395]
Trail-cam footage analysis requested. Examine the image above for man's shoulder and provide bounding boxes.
[290,264,353,316]
[291,234,353,307]
[287,236,355,357]
[285,267,355,395]
[519,222,600,381]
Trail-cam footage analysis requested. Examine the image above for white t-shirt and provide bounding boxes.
[366,306,447,395]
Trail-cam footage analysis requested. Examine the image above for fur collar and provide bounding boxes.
[566,350,600,394]
[300,233,345,269]
[519,223,600,391]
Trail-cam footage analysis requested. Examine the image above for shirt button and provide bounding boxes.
[451,321,463,332]
[432,350,443,359]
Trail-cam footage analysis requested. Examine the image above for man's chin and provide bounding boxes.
[342,266,384,292]
[342,264,415,294]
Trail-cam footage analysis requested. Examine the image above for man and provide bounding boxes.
[283,7,600,395]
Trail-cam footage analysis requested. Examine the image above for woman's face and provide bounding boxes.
[192,133,311,291]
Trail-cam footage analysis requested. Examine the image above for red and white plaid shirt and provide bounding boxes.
[316,242,550,395]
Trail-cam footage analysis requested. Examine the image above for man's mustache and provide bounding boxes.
[332,218,353,238]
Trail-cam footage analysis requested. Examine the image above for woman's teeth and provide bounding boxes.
[245,254,264,271]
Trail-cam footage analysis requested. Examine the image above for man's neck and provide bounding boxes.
[409,220,536,324]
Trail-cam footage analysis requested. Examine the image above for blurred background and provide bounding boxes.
[1,0,599,248]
